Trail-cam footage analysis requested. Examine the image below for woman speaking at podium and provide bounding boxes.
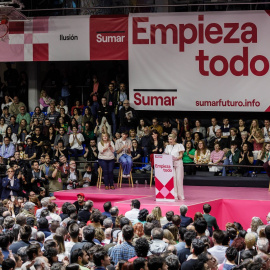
[164,134,185,200]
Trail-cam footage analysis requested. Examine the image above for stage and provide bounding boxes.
[54,185,270,230]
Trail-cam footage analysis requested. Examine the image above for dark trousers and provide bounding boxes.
[69,149,83,161]
[263,161,270,177]
[184,162,196,175]
[254,159,264,173]
[98,159,115,187]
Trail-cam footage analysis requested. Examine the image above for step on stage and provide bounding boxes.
[54,184,270,230]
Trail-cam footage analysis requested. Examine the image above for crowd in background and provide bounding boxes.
[0,195,267,270]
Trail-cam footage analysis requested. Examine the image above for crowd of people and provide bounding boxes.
[0,196,267,270]
[0,69,270,195]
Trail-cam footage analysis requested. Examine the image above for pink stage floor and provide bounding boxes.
[54,185,270,230]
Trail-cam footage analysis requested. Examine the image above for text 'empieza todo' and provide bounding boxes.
[133,15,269,76]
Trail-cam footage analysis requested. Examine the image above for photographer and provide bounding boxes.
[48,160,66,197]
[9,161,29,197]
[1,167,20,200]
[29,160,48,194]
[66,160,83,190]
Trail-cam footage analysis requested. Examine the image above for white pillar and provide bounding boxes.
[27,62,39,112]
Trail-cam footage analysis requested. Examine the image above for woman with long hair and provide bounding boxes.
[98,132,115,190]
[5,126,17,144]
[183,140,196,175]
[151,206,168,227]
[55,116,68,133]
[194,140,210,165]
[177,117,190,140]
[137,119,146,139]
[0,117,7,136]
[18,119,29,134]
[39,90,52,112]
[163,229,176,245]
[68,118,82,134]
[82,106,93,126]
[72,108,82,126]
[253,142,270,175]
[53,234,66,261]
[238,118,249,135]
[192,132,202,150]
[47,126,56,147]
[131,139,142,164]
[149,129,164,169]
[248,128,264,160]
[250,119,260,135]
[164,133,185,200]
[238,142,254,176]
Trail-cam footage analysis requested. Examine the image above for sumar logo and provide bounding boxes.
[96,30,125,43]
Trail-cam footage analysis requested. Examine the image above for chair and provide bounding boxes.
[117,163,133,188]
[97,166,103,189]
[150,166,154,187]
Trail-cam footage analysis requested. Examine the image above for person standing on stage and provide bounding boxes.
[164,133,185,201]
[98,132,115,190]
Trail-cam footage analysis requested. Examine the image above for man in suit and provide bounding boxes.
[180,205,193,228]
[1,167,20,199]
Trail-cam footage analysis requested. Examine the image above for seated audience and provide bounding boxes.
[248,128,264,160]
[237,143,254,177]
[192,119,206,138]
[208,142,224,175]
[207,118,221,142]
[183,140,196,176]
[222,142,241,177]
[194,140,210,166]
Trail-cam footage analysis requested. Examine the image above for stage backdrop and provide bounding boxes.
[129,11,270,112]
[1,11,270,111]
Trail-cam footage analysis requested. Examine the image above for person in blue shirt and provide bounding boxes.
[110,225,136,265]
[0,137,15,160]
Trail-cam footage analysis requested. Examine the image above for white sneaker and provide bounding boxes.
[126,174,130,177]
[122,174,127,178]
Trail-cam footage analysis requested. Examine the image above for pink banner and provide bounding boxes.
[154,154,175,201]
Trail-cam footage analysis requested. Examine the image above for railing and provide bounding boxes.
[19,1,270,17]
[42,85,90,104]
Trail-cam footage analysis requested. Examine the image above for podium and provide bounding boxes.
[154,154,175,202]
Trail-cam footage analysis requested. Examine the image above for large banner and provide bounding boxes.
[154,154,175,202]
[0,15,128,61]
[129,11,270,112]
